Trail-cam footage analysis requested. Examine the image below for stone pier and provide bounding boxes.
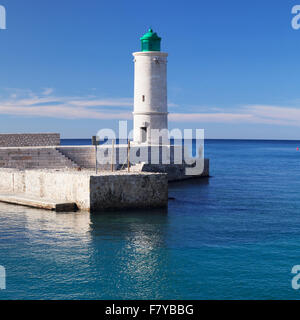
[0,169,168,212]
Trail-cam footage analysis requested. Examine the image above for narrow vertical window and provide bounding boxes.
[141,127,147,143]
[142,95,145,102]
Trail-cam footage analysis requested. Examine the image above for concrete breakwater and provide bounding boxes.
[0,145,208,212]
[0,169,168,211]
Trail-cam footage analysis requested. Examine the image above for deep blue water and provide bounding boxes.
[1,139,300,299]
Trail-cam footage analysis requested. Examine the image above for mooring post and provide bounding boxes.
[127,140,131,173]
[92,136,98,175]
[111,139,115,172]
[95,144,98,174]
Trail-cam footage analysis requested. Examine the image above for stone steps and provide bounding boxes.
[57,147,95,169]
[0,147,80,170]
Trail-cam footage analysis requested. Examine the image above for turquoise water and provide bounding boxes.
[1,139,300,299]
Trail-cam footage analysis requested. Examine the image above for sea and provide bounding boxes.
[0,139,300,300]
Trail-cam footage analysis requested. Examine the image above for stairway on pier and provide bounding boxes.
[0,147,79,170]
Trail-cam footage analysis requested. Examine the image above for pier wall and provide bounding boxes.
[0,169,168,211]
[90,173,167,210]
[0,133,60,147]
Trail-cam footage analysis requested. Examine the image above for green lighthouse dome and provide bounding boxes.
[140,28,161,52]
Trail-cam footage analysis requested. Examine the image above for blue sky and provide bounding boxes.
[0,0,300,139]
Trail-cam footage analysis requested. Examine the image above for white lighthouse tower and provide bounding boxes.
[133,29,168,144]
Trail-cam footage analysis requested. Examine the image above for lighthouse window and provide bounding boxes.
[142,95,145,102]
[141,127,147,143]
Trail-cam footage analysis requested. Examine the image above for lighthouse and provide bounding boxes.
[133,29,168,144]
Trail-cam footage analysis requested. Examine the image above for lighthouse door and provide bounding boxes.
[141,127,147,143]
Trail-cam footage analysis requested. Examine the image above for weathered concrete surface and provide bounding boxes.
[0,133,60,147]
[0,169,168,212]
[90,173,168,210]
[24,170,91,210]
[0,194,77,212]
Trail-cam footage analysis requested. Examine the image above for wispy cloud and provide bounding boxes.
[170,105,300,126]
[244,105,300,126]
[170,112,254,123]
[1,89,300,126]
[0,89,133,120]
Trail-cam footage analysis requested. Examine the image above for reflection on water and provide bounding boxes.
[0,204,174,299]
[88,210,176,299]
[0,202,92,235]
[25,209,92,236]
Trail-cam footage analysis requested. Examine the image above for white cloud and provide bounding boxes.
[170,105,300,126]
[1,89,300,126]
[0,89,132,119]
[244,105,300,125]
[170,112,254,123]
